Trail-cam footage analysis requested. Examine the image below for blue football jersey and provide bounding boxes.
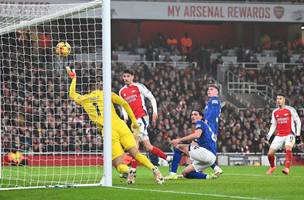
[203,96,221,134]
[195,121,217,155]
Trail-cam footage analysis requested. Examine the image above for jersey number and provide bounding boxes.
[93,103,101,116]
[211,133,217,142]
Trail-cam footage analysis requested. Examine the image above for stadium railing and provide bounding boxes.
[111,60,197,68]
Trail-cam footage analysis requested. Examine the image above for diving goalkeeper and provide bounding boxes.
[66,66,164,184]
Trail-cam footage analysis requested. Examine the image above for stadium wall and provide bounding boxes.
[112,21,288,47]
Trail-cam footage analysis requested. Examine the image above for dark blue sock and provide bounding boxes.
[170,148,182,173]
[185,171,207,179]
[210,163,216,169]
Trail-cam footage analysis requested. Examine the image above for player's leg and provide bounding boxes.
[112,134,137,184]
[142,138,167,160]
[210,163,223,176]
[139,116,167,160]
[165,144,189,180]
[182,161,217,180]
[125,141,165,184]
[266,136,283,174]
[118,120,164,184]
[112,131,130,175]
[187,145,217,179]
[282,135,295,175]
[129,133,140,172]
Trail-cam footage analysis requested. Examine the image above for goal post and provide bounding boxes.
[102,0,112,187]
[0,0,112,190]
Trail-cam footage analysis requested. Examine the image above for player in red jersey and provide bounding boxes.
[266,94,302,175]
[119,69,168,173]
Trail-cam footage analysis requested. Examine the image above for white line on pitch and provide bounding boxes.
[112,186,280,200]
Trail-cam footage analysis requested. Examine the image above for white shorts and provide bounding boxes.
[189,145,216,172]
[137,115,149,141]
[270,135,295,151]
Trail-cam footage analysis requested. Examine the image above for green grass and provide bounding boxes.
[1,166,304,200]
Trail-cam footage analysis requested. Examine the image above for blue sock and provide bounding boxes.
[170,148,182,173]
[185,171,207,179]
[210,163,216,169]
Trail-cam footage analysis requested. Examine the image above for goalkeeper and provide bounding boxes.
[66,67,164,184]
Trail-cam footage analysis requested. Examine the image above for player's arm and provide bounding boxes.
[171,129,202,146]
[68,77,88,104]
[138,83,158,122]
[111,92,138,128]
[118,88,129,121]
[266,110,277,141]
[290,107,302,144]
[291,107,302,136]
[66,67,89,104]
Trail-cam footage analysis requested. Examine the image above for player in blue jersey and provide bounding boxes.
[165,85,222,180]
[204,84,223,176]
[171,110,218,179]
[204,84,221,134]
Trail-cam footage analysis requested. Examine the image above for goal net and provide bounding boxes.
[0,0,107,189]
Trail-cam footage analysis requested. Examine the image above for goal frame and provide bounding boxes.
[0,0,112,190]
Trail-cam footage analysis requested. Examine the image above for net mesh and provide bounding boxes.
[0,1,104,189]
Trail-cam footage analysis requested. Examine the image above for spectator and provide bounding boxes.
[180,32,193,57]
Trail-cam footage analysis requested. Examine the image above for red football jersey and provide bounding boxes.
[119,83,151,119]
[271,106,298,136]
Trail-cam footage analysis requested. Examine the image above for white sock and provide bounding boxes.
[214,165,222,172]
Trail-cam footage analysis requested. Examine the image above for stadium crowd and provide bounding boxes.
[228,64,304,108]
[1,30,304,155]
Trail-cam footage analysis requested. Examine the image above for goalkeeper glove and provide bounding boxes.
[66,66,76,79]
[295,136,301,145]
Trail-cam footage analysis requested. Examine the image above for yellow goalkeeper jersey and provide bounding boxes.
[69,77,136,125]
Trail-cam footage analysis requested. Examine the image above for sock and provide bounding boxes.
[135,153,154,170]
[185,171,207,179]
[210,163,216,169]
[171,148,182,173]
[116,164,129,174]
[268,155,275,168]
[285,149,292,169]
[150,146,167,159]
[131,159,137,169]
[213,165,221,172]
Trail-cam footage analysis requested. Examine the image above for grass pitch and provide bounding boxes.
[1,166,303,200]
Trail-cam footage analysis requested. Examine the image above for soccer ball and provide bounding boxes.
[55,41,71,57]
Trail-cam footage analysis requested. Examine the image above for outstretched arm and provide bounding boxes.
[111,92,137,125]
[118,89,129,121]
[67,67,87,104]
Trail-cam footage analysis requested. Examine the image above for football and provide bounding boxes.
[55,41,71,57]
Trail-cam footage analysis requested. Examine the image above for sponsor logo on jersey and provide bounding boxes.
[277,117,289,124]
[211,100,218,104]
[125,95,137,103]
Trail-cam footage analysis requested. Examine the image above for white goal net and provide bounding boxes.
[0,0,107,189]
